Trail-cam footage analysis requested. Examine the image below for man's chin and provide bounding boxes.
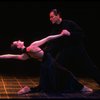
[51,21,55,24]
[52,22,56,24]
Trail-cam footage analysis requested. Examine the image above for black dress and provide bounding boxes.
[38,51,83,93]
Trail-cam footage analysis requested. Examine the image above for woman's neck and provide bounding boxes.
[21,46,26,51]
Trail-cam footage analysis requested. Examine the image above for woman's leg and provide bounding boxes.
[39,52,85,93]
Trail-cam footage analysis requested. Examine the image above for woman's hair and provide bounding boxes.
[11,42,26,53]
[11,43,17,50]
[10,43,22,53]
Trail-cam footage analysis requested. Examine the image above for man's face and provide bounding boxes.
[49,12,59,24]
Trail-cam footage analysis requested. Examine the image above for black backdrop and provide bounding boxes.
[0,1,100,76]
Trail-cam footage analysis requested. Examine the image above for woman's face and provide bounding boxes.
[12,40,24,49]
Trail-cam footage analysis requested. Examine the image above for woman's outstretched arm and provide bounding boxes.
[0,53,29,60]
[31,30,70,47]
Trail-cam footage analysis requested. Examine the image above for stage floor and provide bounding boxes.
[0,74,100,99]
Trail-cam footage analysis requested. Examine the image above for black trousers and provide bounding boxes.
[56,45,100,85]
[39,52,83,93]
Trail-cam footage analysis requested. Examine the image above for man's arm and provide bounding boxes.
[31,30,70,47]
[0,53,29,60]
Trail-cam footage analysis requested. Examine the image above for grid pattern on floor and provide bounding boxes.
[0,74,39,99]
[0,74,100,99]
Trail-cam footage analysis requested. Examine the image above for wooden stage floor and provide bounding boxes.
[0,74,100,99]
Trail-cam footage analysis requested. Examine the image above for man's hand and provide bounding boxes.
[61,29,70,36]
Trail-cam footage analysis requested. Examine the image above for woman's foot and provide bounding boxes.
[17,86,31,95]
[81,85,93,94]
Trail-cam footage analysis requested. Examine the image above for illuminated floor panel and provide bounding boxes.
[0,74,100,99]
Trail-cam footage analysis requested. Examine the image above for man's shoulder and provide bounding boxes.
[63,19,76,24]
[63,19,80,28]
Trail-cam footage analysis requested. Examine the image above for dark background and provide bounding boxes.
[0,1,100,77]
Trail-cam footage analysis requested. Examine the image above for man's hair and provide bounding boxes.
[50,9,61,16]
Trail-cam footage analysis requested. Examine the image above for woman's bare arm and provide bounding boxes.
[31,30,70,47]
[0,53,29,60]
